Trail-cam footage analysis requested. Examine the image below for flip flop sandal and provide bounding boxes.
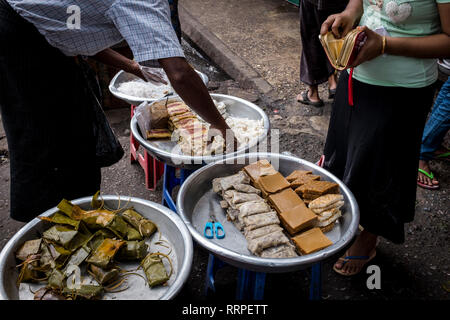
[434,151,450,161]
[333,250,377,276]
[328,88,336,99]
[417,168,440,190]
[297,90,324,107]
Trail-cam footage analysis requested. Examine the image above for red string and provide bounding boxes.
[348,68,354,106]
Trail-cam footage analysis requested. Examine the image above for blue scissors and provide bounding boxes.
[203,212,225,239]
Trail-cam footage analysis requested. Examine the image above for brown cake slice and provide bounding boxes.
[146,129,172,139]
[268,188,305,214]
[278,204,318,236]
[295,180,340,198]
[243,159,278,182]
[257,172,290,195]
[285,170,313,182]
[290,175,321,188]
[292,227,333,255]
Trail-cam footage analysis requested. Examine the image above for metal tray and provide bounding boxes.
[176,153,359,273]
[0,196,193,300]
[130,94,270,169]
[109,69,209,106]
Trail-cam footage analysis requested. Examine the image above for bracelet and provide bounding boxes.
[381,36,386,55]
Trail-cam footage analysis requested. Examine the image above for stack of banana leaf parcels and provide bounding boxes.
[14,193,172,300]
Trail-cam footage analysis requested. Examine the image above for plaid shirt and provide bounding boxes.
[6,0,185,62]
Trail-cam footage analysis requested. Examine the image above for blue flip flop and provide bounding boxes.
[333,250,377,276]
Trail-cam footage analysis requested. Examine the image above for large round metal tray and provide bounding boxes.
[130,94,270,169]
[0,195,193,300]
[176,153,359,273]
[109,69,209,106]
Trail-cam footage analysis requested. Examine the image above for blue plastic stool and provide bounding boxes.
[162,164,195,212]
[205,254,322,300]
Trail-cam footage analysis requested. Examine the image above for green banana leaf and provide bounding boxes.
[87,229,116,251]
[126,225,143,241]
[88,264,120,285]
[42,225,92,252]
[117,240,148,261]
[15,239,42,261]
[63,245,91,271]
[142,255,169,287]
[86,238,124,269]
[39,212,80,230]
[48,269,65,289]
[62,284,103,300]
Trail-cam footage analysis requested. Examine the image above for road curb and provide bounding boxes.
[179,4,274,96]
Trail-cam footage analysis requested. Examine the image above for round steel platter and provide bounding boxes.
[130,93,270,169]
[109,69,209,106]
[0,195,193,300]
[176,153,360,273]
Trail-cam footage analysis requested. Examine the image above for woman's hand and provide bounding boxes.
[348,26,384,68]
[320,9,361,38]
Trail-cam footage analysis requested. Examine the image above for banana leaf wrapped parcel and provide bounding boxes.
[88,265,120,285]
[141,254,170,287]
[86,238,124,269]
[117,240,148,261]
[121,209,157,237]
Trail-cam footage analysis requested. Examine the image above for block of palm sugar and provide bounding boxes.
[257,172,290,194]
[292,227,333,255]
[279,204,318,236]
[243,160,278,182]
[290,175,321,188]
[285,170,313,182]
[295,180,339,198]
[268,188,304,213]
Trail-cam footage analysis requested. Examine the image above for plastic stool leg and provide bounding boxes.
[162,165,179,212]
[204,254,226,296]
[236,269,251,300]
[252,272,266,300]
[309,262,322,300]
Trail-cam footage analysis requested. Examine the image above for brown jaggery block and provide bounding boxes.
[268,188,304,214]
[290,175,321,188]
[292,227,333,255]
[243,160,278,182]
[285,170,313,182]
[257,172,290,194]
[278,204,318,236]
[295,180,340,197]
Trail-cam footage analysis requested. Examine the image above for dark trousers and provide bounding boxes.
[0,0,101,222]
[323,72,435,243]
[299,0,347,86]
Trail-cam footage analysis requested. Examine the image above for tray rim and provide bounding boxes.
[130,93,270,167]
[176,152,360,272]
[0,195,193,300]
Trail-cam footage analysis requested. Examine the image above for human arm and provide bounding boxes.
[91,48,167,84]
[158,57,231,138]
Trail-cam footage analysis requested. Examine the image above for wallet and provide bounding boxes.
[319,27,367,70]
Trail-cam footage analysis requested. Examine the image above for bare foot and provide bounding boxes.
[328,74,337,91]
[417,160,439,187]
[333,230,378,275]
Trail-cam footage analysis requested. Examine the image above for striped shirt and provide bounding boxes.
[6,0,185,63]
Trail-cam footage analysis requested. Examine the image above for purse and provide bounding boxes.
[319,27,367,106]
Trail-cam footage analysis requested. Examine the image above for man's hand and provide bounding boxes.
[128,61,168,85]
